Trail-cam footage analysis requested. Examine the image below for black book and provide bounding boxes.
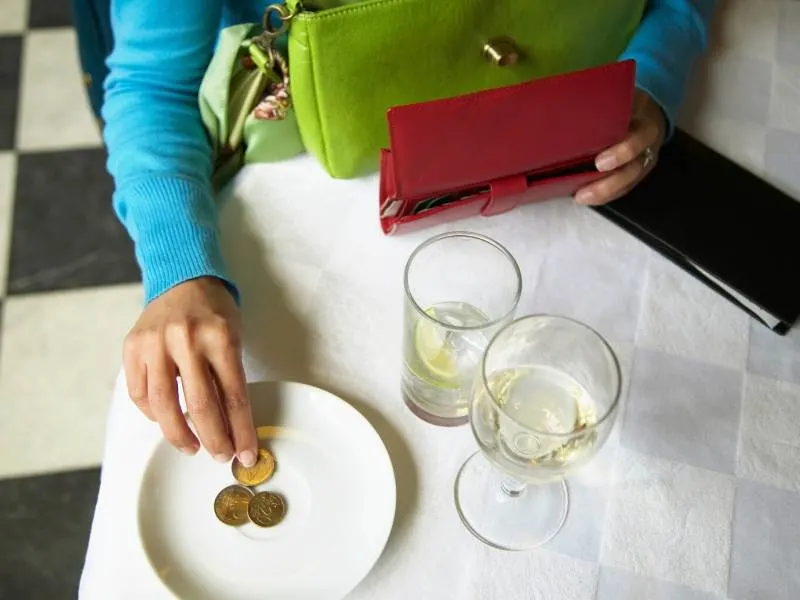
[593,129,800,335]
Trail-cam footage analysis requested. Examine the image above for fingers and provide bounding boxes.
[123,334,154,421]
[205,331,258,468]
[147,348,200,454]
[575,156,650,206]
[172,342,234,463]
[123,278,250,462]
[575,114,661,206]
[199,318,257,467]
[594,116,660,173]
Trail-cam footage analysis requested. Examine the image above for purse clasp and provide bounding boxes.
[483,37,519,67]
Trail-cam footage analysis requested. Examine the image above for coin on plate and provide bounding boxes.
[213,485,255,526]
[247,492,287,528]
[231,448,276,486]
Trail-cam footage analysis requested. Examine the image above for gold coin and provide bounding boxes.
[231,448,276,486]
[247,492,286,528]
[213,485,254,526]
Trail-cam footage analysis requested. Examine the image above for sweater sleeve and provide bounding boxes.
[620,0,717,138]
[103,0,237,304]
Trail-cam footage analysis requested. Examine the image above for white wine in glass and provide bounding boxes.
[456,315,621,550]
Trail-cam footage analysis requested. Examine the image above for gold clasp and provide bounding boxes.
[483,36,519,67]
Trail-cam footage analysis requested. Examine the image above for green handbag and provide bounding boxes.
[275,0,646,179]
[199,23,305,190]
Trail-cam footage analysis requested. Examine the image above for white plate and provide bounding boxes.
[137,382,397,600]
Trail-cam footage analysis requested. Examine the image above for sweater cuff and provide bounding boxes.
[122,176,239,304]
[627,55,680,142]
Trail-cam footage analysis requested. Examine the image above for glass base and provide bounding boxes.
[454,451,569,550]
[401,389,468,427]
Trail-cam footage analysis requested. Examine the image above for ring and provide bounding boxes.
[641,146,655,170]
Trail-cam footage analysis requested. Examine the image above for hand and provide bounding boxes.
[123,277,258,467]
[574,89,667,206]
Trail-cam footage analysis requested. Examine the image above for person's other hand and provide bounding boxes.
[574,89,667,206]
[123,277,258,467]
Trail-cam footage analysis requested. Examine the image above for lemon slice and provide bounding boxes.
[414,309,459,381]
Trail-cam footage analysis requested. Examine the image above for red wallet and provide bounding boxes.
[378,60,636,235]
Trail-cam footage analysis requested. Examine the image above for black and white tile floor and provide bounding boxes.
[0,1,142,597]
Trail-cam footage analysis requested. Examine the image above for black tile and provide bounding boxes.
[0,468,100,600]
[0,37,22,150]
[9,149,141,294]
[28,0,73,28]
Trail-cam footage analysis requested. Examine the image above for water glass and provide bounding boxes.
[401,232,522,426]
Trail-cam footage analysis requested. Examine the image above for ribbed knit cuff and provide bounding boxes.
[123,176,239,304]
[625,55,680,142]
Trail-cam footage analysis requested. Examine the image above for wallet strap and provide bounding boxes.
[482,174,527,216]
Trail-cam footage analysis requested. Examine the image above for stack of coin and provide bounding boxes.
[213,448,287,528]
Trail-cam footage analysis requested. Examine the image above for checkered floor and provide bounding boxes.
[1,0,800,598]
[0,1,142,597]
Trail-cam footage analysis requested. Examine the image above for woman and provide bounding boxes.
[72,0,715,468]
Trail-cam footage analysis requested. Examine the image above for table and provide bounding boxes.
[80,5,800,599]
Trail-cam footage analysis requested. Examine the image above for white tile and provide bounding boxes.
[680,54,772,127]
[678,113,767,176]
[741,374,800,444]
[623,349,742,474]
[0,284,143,478]
[532,236,646,344]
[0,0,27,34]
[777,1,800,67]
[729,479,800,600]
[16,29,102,152]
[0,152,15,296]
[769,63,800,134]
[709,0,779,62]
[738,433,800,493]
[765,128,800,201]
[597,566,726,600]
[737,375,800,492]
[601,449,735,596]
[466,546,599,600]
[636,255,749,370]
[748,318,800,385]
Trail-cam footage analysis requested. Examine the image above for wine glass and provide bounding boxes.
[455,314,621,550]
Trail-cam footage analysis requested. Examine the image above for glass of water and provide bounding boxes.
[402,232,522,426]
[455,315,621,549]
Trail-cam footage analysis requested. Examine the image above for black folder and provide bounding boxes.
[593,129,800,335]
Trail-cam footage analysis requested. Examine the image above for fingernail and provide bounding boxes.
[179,446,197,456]
[214,453,232,463]
[575,189,594,205]
[239,450,257,468]
[595,154,616,172]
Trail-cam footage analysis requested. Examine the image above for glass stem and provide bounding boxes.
[500,476,527,498]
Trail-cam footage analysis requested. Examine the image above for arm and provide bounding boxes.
[575,0,716,205]
[106,1,259,468]
[103,0,233,303]
[621,0,717,137]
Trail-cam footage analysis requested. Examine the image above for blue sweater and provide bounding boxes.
[100,0,715,304]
